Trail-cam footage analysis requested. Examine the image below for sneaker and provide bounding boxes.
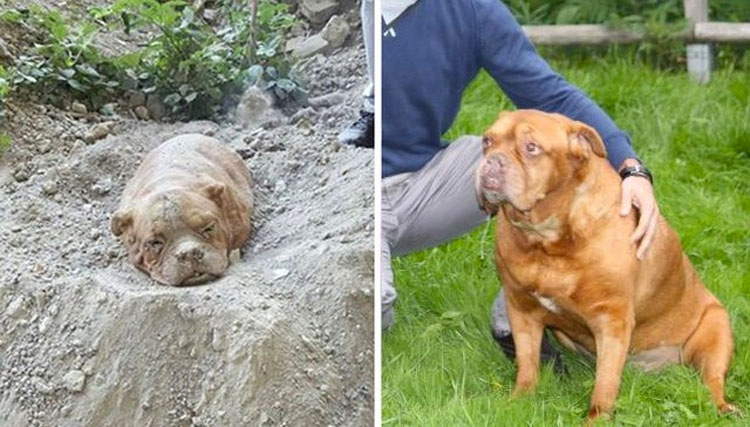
[491,328,566,374]
[338,110,374,148]
[491,289,565,374]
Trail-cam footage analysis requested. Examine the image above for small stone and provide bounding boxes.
[134,105,149,120]
[31,377,54,394]
[71,102,87,115]
[84,122,114,144]
[128,91,146,108]
[320,15,350,49]
[62,370,85,392]
[6,297,27,318]
[90,228,102,240]
[82,358,96,375]
[274,180,287,193]
[100,103,116,116]
[211,328,228,352]
[41,180,58,196]
[272,269,289,280]
[38,140,51,154]
[107,245,121,259]
[146,95,166,120]
[290,107,315,124]
[13,167,29,182]
[308,92,344,108]
[91,179,112,196]
[291,34,329,58]
[300,0,338,25]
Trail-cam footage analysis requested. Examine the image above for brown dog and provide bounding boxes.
[476,110,734,422]
[111,134,253,286]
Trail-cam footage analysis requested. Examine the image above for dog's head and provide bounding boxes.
[110,183,237,286]
[476,110,606,214]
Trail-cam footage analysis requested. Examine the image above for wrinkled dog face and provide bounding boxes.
[111,187,231,286]
[476,110,606,213]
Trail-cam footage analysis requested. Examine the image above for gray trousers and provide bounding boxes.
[381,136,510,330]
[361,0,374,112]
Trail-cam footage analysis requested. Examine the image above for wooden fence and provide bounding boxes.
[520,0,750,83]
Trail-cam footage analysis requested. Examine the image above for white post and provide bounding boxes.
[685,0,712,84]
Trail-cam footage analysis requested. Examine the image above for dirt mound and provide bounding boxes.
[0,37,373,427]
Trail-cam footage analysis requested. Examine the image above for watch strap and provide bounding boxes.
[619,164,653,184]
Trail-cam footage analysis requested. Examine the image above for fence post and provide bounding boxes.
[684,0,712,83]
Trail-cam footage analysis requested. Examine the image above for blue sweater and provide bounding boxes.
[382,0,638,177]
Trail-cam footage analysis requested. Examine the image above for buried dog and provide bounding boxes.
[111,134,253,286]
[476,110,735,422]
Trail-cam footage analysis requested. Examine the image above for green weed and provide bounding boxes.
[0,0,303,122]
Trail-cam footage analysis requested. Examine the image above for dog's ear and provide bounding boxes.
[475,164,499,216]
[568,121,607,160]
[111,209,133,237]
[201,182,227,207]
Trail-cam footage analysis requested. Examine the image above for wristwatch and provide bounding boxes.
[619,161,653,184]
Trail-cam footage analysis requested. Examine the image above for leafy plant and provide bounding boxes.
[0,132,9,153]
[0,65,10,102]
[103,0,246,117]
[100,0,304,118]
[0,8,23,23]
[0,0,303,122]
[218,0,306,103]
[0,65,11,154]
[6,6,122,108]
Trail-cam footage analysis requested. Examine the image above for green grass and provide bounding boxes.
[382,58,750,426]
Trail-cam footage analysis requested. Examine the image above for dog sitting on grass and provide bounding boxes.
[476,110,736,423]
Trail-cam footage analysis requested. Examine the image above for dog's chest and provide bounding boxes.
[498,252,580,315]
[502,255,578,296]
[532,292,562,314]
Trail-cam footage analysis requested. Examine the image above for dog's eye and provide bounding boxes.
[201,224,215,238]
[145,238,164,253]
[482,136,492,151]
[525,142,540,155]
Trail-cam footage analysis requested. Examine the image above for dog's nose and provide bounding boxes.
[481,155,505,190]
[482,155,505,177]
[177,246,204,263]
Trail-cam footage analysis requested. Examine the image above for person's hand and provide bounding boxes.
[619,170,659,260]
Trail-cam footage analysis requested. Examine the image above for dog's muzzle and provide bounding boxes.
[480,154,506,194]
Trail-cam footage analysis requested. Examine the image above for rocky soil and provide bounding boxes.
[0,1,373,426]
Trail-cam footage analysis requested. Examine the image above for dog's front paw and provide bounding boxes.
[719,402,741,416]
[585,405,613,425]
